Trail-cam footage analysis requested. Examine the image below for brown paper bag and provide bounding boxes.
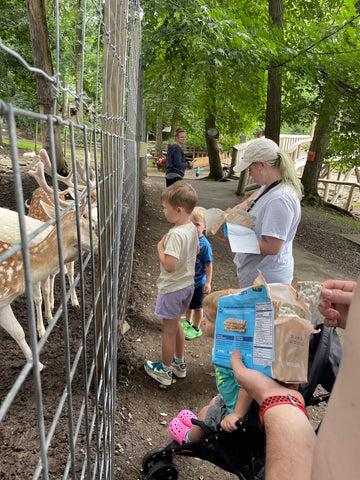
[272,315,318,383]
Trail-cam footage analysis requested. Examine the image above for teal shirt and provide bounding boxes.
[214,365,241,413]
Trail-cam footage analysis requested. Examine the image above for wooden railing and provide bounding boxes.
[193,151,231,167]
[317,179,360,211]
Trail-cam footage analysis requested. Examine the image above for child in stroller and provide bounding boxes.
[142,299,341,479]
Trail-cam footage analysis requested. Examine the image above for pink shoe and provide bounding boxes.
[169,418,189,445]
[177,409,197,428]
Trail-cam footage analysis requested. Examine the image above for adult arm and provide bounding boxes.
[230,350,315,480]
[258,236,285,255]
[235,189,259,210]
[313,276,360,479]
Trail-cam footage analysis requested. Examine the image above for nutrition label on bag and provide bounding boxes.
[212,286,274,377]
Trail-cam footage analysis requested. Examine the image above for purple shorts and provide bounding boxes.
[155,285,194,320]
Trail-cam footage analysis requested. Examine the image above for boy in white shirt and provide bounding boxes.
[145,181,199,386]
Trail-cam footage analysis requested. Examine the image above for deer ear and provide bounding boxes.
[39,200,55,218]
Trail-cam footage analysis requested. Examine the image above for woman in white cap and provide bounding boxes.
[231,137,302,287]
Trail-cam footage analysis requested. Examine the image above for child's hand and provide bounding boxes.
[203,282,211,295]
[220,412,240,432]
[157,234,167,253]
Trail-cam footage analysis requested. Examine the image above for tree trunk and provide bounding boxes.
[170,71,186,135]
[26,0,66,174]
[155,78,164,157]
[205,68,222,181]
[75,0,84,125]
[265,66,282,143]
[205,114,222,180]
[264,0,283,144]
[301,83,339,200]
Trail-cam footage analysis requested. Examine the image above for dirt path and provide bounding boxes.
[115,172,360,479]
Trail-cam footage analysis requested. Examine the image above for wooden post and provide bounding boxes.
[346,185,356,211]
[323,163,331,202]
[236,135,248,195]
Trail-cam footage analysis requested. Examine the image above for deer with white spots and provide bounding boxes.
[26,149,98,332]
[0,206,97,370]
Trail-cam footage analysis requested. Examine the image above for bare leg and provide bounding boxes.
[175,318,185,360]
[185,308,193,324]
[162,317,184,367]
[188,396,217,442]
[192,308,203,329]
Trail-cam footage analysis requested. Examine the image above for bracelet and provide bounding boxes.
[259,394,309,426]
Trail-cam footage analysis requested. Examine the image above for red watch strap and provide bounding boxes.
[259,394,309,425]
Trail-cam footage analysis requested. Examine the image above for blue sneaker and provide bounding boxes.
[144,360,172,386]
[171,357,187,378]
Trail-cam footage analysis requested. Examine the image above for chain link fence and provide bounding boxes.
[0,0,145,478]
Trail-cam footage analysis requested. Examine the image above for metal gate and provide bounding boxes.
[0,0,145,478]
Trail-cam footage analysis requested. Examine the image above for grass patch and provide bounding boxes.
[3,138,41,150]
[301,205,360,233]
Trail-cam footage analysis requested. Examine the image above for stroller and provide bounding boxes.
[142,321,342,480]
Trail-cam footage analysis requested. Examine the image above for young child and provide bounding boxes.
[181,207,213,340]
[168,289,252,444]
[144,181,199,386]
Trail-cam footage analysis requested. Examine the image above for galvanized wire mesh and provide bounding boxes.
[0,0,145,478]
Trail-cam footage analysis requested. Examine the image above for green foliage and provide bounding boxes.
[0,0,102,132]
[1,0,359,167]
[142,0,360,163]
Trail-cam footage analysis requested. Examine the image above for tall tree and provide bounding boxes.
[75,0,84,125]
[300,2,360,202]
[25,0,66,173]
[301,82,339,202]
[265,0,283,144]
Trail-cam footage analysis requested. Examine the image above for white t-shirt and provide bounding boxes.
[233,184,301,288]
[157,222,199,294]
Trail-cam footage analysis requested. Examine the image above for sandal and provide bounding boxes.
[177,409,197,428]
[169,418,189,445]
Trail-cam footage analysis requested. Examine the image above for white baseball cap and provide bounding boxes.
[234,138,280,173]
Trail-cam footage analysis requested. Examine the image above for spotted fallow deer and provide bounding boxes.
[0,207,97,370]
[28,159,91,320]
[0,207,53,338]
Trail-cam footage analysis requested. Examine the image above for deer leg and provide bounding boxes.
[66,261,80,308]
[33,281,45,337]
[49,272,57,311]
[0,305,44,370]
[41,276,53,325]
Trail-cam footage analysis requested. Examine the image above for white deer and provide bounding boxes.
[0,206,97,370]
